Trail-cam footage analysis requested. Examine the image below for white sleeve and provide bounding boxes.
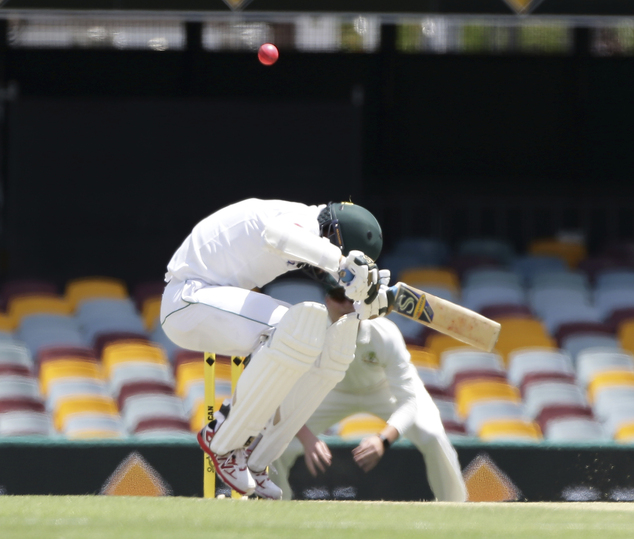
[372,320,425,435]
[262,215,342,273]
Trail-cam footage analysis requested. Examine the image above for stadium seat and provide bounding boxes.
[455,380,521,420]
[101,341,169,378]
[407,345,439,368]
[109,362,175,400]
[554,321,615,348]
[561,334,622,365]
[8,295,73,329]
[528,270,590,293]
[464,400,526,436]
[543,416,607,441]
[117,380,176,410]
[63,413,126,439]
[141,296,162,331]
[536,404,595,434]
[587,370,634,404]
[461,283,526,313]
[53,394,120,432]
[0,375,42,400]
[477,418,542,442]
[338,413,388,440]
[527,238,587,269]
[450,369,507,398]
[511,254,568,283]
[133,417,192,439]
[439,349,505,388]
[45,378,110,412]
[0,278,58,312]
[523,380,588,419]
[594,287,634,319]
[592,386,634,422]
[0,410,53,436]
[93,331,151,359]
[576,348,634,388]
[613,422,634,443]
[462,268,523,290]
[397,267,460,293]
[0,342,35,372]
[494,319,557,364]
[121,393,188,433]
[39,359,104,396]
[595,269,634,290]
[65,276,129,310]
[506,347,574,388]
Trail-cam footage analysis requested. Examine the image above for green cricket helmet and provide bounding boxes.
[318,201,383,261]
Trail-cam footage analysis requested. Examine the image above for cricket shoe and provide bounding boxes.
[249,467,283,500]
[197,421,256,496]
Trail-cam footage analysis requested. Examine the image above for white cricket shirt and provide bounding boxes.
[334,316,422,435]
[166,198,324,290]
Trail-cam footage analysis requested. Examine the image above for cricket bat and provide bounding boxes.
[386,282,501,352]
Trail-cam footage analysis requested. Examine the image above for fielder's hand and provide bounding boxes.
[339,250,379,302]
[351,435,385,472]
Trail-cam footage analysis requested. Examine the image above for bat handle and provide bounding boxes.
[385,285,397,314]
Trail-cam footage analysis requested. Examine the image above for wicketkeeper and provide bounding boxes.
[160,198,390,498]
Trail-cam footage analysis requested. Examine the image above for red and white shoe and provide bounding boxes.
[197,421,256,496]
[249,467,283,500]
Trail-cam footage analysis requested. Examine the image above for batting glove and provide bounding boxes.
[339,250,379,303]
[354,284,389,320]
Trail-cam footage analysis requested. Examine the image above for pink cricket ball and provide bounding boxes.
[258,43,279,66]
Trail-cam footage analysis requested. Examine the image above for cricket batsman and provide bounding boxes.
[160,198,390,498]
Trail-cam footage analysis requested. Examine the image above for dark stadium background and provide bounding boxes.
[1,1,634,288]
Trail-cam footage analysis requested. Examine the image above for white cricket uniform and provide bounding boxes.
[271,316,468,502]
[160,198,325,356]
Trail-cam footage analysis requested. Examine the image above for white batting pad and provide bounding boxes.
[209,302,328,455]
[247,313,360,471]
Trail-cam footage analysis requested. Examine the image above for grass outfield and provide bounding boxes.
[1,496,634,539]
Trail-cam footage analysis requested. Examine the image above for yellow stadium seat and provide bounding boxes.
[101,342,169,378]
[53,395,119,431]
[397,267,460,293]
[141,296,162,331]
[478,418,542,441]
[587,370,634,404]
[0,312,14,332]
[456,380,522,420]
[338,413,387,440]
[176,361,204,398]
[65,276,129,310]
[614,422,634,443]
[494,317,556,365]
[67,430,124,440]
[407,345,439,368]
[426,333,476,360]
[8,295,72,327]
[40,360,104,396]
[618,320,634,356]
[528,238,587,269]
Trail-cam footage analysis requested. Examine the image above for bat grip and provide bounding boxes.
[385,286,397,314]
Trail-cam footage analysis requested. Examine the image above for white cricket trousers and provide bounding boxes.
[160,278,290,356]
[271,381,468,502]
